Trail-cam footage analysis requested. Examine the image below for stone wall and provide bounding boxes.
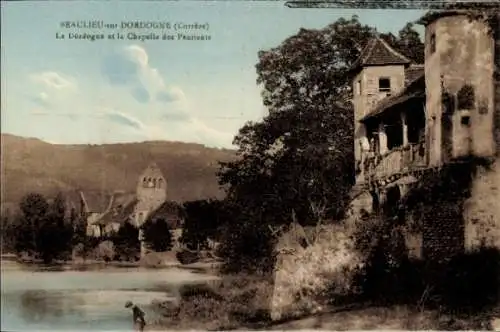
[464,159,500,250]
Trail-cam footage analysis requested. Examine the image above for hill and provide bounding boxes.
[0,134,236,213]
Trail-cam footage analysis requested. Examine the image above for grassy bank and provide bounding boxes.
[148,271,499,331]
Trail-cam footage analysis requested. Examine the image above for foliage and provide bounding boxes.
[11,192,74,263]
[38,192,73,263]
[94,240,115,262]
[14,193,49,255]
[1,212,16,253]
[142,218,173,252]
[113,222,140,261]
[216,218,277,274]
[154,275,273,330]
[181,199,226,250]
[72,242,86,259]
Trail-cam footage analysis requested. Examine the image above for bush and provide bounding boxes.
[176,250,200,265]
[217,221,277,274]
[142,218,173,252]
[113,222,140,261]
[94,241,115,262]
[72,243,86,259]
[433,247,500,312]
[155,275,273,330]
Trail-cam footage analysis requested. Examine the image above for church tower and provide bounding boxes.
[350,36,411,179]
[133,162,167,228]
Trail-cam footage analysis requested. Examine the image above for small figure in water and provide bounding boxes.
[125,301,146,332]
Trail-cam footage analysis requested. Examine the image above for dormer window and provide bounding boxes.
[378,78,391,92]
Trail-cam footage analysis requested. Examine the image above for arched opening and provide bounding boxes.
[158,178,163,188]
[153,178,157,188]
[142,177,147,187]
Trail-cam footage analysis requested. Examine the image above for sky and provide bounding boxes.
[1,1,426,149]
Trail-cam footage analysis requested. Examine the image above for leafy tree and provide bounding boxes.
[14,193,50,256]
[181,199,225,251]
[394,23,425,64]
[113,222,140,261]
[142,218,173,252]
[26,192,73,263]
[0,211,16,253]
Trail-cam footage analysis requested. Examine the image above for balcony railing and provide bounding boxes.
[364,142,427,183]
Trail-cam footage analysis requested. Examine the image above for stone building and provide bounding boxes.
[350,9,500,261]
[74,162,183,252]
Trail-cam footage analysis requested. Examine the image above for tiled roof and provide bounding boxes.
[95,197,138,226]
[351,36,411,72]
[146,200,184,228]
[405,65,425,86]
[361,71,425,122]
[76,190,113,213]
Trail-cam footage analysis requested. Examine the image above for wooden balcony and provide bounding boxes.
[364,142,427,185]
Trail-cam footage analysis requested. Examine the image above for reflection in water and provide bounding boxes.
[19,290,84,323]
[1,263,216,331]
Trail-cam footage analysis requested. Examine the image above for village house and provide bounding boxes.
[349,9,500,261]
[70,162,184,251]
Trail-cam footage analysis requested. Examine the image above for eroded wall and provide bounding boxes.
[464,159,500,250]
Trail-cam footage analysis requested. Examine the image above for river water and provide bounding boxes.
[1,259,217,331]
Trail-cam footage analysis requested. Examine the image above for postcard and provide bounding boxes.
[1,0,499,331]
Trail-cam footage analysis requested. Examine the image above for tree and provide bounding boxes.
[394,23,425,64]
[113,222,140,261]
[14,193,50,257]
[0,211,16,253]
[142,218,173,252]
[181,199,225,251]
[37,193,73,263]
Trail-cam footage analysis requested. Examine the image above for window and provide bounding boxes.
[461,115,471,126]
[378,78,391,92]
[457,84,475,110]
[356,80,362,95]
[430,33,436,54]
[158,178,163,188]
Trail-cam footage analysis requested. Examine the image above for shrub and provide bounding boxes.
[176,250,200,265]
[155,275,273,330]
[433,247,500,312]
[94,241,115,262]
[72,243,86,259]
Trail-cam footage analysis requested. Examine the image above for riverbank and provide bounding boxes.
[145,269,500,331]
[1,253,221,273]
